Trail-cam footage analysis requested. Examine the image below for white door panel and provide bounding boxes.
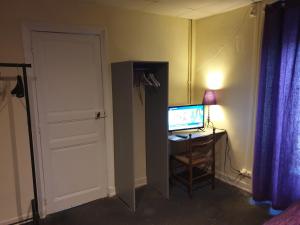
[48,120,98,140]
[32,32,107,214]
[51,144,103,197]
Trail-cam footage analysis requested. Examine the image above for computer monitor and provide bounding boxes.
[168,104,205,132]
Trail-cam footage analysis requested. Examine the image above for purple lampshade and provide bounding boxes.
[202,90,217,105]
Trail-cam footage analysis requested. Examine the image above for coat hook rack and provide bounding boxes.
[0,63,40,225]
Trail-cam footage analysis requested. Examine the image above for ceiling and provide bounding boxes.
[82,0,254,19]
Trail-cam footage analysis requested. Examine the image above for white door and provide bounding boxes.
[32,31,107,214]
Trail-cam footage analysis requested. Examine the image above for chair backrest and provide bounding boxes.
[186,128,216,164]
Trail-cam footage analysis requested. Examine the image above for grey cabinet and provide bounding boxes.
[111,61,169,211]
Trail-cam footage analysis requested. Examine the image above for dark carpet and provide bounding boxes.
[29,180,271,225]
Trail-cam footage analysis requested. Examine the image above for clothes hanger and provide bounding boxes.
[148,73,160,88]
[11,75,24,98]
[142,72,161,88]
[142,72,154,86]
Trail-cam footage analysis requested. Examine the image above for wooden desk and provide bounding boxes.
[169,129,225,141]
[168,129,226,155]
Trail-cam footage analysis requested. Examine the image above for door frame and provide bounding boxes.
[22,23,115,218]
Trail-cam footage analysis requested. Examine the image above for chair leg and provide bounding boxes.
[188,166,193,198]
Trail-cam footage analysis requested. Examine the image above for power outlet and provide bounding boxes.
[240,169,252,178]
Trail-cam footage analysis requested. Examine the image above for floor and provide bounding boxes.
[29,180,271,225]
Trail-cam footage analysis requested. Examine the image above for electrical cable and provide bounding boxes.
[223,132,252,181]
[200,126,241,180]
[214,129,240,176]
[225,134,240,174]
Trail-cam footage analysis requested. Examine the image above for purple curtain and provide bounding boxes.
[253,0,300,210]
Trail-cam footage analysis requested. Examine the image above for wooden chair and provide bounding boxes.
[170,128,216,197]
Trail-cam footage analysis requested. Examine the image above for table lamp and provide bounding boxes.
[202,89,217,126]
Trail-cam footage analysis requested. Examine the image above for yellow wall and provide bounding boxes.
[193,4,264,190]
[0,0,189,223]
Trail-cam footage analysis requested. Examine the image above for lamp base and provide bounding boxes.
[206,105,214,129]
[206,120,215,129]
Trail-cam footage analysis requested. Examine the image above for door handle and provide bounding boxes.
[95,111,106,120]
[95,112,101,120]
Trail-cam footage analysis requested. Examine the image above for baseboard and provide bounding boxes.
[108,177,147,198]
[0,213,32,225]
[2,180,147,224]
[135,177,147,188]
[108,186,116,197]
[215,170,252,193]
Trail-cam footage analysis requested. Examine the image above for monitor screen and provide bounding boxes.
[168,104,205,131]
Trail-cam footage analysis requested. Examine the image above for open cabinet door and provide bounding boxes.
[112,62,135,211]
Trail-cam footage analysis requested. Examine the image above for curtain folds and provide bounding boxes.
[253,0,300,210]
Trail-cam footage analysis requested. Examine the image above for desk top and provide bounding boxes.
[168,129,226,142]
